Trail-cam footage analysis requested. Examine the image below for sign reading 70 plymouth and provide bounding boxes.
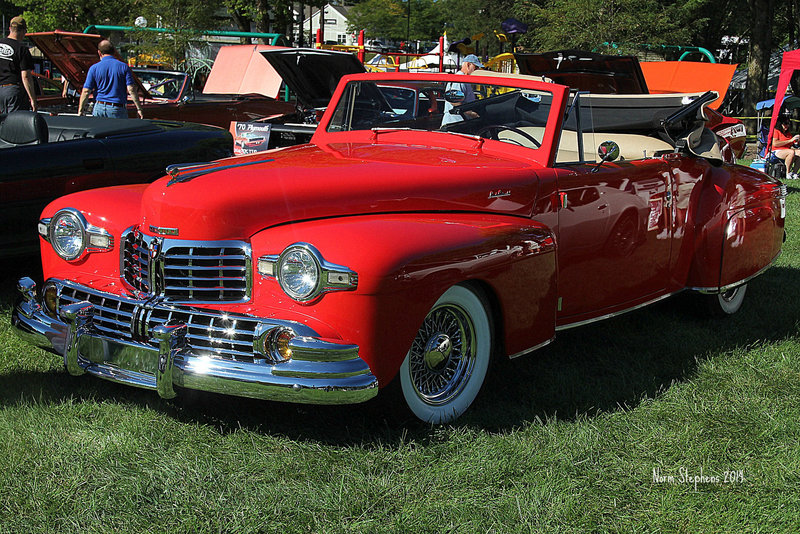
[13,71,785,424]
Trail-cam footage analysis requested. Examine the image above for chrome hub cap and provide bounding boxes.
[423,333,452,371]
[720,287,739,302]
[408,304,477,405]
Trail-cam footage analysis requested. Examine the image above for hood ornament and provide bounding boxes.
[166,159,274,187]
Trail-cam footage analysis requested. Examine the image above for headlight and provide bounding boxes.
[49,210,86,261]
[259,242,358,303]
[278,245,321,301]
[42,209,114,261]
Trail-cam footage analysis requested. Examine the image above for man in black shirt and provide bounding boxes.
[0,16,38,113]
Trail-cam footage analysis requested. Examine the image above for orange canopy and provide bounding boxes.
[640,61,738,110]
[203,45,287,99]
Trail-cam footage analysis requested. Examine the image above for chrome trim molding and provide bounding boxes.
[12,278,378,405]
[509,337,554,359]
[556,290,683,332]
[690,251,781,294]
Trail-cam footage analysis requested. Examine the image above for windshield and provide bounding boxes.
[326,78,555,150]
[136,71,188,100]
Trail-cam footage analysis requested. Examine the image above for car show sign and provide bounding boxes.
[231,122,272,155]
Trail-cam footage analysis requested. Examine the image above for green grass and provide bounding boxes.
[2,180,800,533]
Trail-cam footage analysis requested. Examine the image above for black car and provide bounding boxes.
[1,111,232,257]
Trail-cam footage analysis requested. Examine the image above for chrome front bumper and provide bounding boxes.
[12,277,378,405]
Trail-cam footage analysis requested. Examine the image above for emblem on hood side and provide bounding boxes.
[149,226,179,236]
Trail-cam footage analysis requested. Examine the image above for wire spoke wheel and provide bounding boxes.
[400,285,492,423]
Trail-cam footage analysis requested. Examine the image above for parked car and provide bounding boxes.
[0,111,232,257]
[32,73,72,110]
[259,48,446,148]
[27,31,295,128]
[514,50,747,160]
[12,72,785,423]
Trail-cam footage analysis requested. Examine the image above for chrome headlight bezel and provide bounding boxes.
[40,208,114,262]
[278,244,322,301]
[258,242,358,303]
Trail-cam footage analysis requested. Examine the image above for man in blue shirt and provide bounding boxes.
[78,40,144,119]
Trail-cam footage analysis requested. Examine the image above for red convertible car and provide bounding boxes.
[12,72,786,423]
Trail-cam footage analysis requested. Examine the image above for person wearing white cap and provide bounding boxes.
[441,54,484,127]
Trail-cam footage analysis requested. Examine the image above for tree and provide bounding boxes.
[11,0,134,32]
[348,0,445,42]
[513,0,692,53]
[743,0,774,114]
[126,0,220,67]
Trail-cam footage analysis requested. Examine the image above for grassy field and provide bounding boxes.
[2,172,800,533]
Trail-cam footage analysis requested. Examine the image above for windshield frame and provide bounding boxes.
[312,72,570,168]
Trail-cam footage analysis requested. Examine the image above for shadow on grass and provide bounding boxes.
[1,265,799,445]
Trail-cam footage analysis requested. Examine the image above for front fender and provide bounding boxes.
[250,213,557,386]
[40,184,149,285]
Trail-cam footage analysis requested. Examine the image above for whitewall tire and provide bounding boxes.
[706,283,748,316]
[400,285,493,424]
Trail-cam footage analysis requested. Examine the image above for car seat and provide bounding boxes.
[0,111,49,147]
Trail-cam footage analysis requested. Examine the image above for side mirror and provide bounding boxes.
[598,140,620,162]
[592,141,620,173]
[444,89,465,104]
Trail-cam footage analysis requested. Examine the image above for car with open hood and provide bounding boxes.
[255,48,446,149]
[27,31,295,128]
[12,71,785,423]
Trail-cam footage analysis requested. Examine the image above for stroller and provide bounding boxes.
[756,122,786,179]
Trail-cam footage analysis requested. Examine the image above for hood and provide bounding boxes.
[202,44,286,99]
[514,50,648,94]
[260,48,366,109]
[28,30,150,97]
[27,31,102,90]
[140,143,541,241]
[639,61,737,110]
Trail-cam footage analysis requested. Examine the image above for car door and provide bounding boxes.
[554,158,673,322]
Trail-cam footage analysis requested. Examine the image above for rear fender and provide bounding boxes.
[250,213,557,385]
[687,165,784,290]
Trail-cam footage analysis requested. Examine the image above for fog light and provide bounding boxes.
[43,283,59,317]
[269,328,294,362]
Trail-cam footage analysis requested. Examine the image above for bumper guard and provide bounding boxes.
[13,277,378,405]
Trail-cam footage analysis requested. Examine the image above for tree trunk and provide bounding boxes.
[298,2,305,46]
[744,0,773,116]
[255,0,272,43]
[229,10,252,44]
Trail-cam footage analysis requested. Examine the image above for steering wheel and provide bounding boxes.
[476,125,541,148]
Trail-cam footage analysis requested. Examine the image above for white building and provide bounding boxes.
[299,4,355,46]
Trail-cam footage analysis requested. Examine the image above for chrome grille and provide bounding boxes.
[122,231,149,293]
[58,284,259,362]
[121,228,251,302]
[162,245,249,301]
